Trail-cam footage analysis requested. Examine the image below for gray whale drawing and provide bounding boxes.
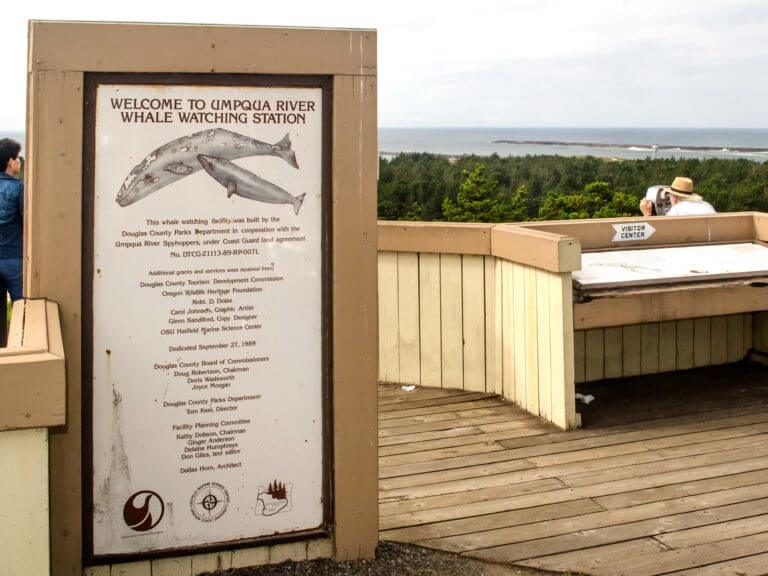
[116,128,299,206]
[197,155,306,215]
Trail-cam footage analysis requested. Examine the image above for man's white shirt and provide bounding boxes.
[666,200,716,216]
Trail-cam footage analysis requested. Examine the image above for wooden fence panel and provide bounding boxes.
[418,253,442,387]
[501,261,515,401]
[710,315,728,366]
[536,269,552,421]
[569,314,754,384]
[512,263,528,405]
[440,254,464,389]
[585,329,604,382]
[462,255,486,392]
[486,257,502,395]
[397,253,420,385]
[378,252,399,382]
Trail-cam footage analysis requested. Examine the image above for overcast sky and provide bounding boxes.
[2,0,767,130]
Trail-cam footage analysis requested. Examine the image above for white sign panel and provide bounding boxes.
[574,242,768,289]
[90,83,325,556]
[611,222,656,242]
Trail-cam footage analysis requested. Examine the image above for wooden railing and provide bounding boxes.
[0,281,7,347]
[0,298,66,430]
[0,298,65,576]
[377,213,768,430]
[378,221,581,429]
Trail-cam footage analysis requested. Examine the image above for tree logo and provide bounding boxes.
[123,490,165,532]
[257,480,292,517]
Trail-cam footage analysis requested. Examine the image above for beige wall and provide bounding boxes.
[378,251,496,391]
[0,428,49,576]
[755,312,768,358]
[0,300,66,431]
[377,221,582,429]
[27,21,378,575]
[497,260,577,429]
[378,248,760,412]
[0,300,65,576]
[378,251,578,429]
[377,249,765,427]
[574,314,754,383]
[83,539,332,576]
[377,216,768,430]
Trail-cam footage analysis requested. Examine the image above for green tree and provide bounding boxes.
[377,152,768,222]
[401,200,424,221]
[442,164,528,222]
[538,180,637,220]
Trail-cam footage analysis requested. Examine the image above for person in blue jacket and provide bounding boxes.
[0,138,24,301]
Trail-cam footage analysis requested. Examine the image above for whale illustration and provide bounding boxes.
[116,129,299,206]
[197,155,306,215]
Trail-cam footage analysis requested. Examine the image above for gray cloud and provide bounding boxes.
[3,0,767,129]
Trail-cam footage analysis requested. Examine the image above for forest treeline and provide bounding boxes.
[377,153,768,221]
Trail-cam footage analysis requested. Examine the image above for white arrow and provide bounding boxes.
[611,222,656,242]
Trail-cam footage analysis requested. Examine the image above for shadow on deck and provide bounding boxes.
[378,364,768,576]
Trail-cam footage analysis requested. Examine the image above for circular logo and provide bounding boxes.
[123,490,165,532]
[190,482,230,522]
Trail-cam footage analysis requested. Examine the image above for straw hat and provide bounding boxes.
[665,177,701,201]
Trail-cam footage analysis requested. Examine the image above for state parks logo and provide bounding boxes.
[123,490,165,532]
[190,482,230,522]
[256,479,292,517]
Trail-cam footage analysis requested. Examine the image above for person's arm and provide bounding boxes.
[17,181,23,218]
[639,198,654,216]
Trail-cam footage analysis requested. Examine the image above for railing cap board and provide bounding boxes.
[0,299,66,431]
[378,213,767,271]
[378,221,493,255]
[29,21,376,75]
[377,221,579,272]
[754,213,768,242]
[520,212,759,250]
[492,225,581,273]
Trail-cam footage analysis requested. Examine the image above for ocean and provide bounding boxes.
[5,127,768,162]
[379,127,768,162]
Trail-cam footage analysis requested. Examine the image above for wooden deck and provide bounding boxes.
[378,365,768,575]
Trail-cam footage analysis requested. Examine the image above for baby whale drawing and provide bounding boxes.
[197,155,306,215]
[116,128,299,207]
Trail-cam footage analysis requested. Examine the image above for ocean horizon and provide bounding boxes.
[379,127,768,162]
[4,126,768,162]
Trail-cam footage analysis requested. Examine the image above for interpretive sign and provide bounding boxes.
[574,242,768,289]
[87,79,327,557]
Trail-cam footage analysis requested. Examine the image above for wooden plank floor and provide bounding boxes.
[378,365,768,576]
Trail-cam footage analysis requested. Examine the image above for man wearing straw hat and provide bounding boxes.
[640,176,716,217]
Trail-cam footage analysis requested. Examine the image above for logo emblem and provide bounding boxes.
[123,490,165,532]
[190,482,230,522]
[257,480,293,517]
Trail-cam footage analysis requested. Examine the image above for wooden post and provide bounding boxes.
[0,283,7,347]
[28,21,378,575]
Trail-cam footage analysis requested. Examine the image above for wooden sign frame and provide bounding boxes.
[26,21,377,574]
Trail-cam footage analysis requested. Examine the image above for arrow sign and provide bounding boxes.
[611,222,656,242]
